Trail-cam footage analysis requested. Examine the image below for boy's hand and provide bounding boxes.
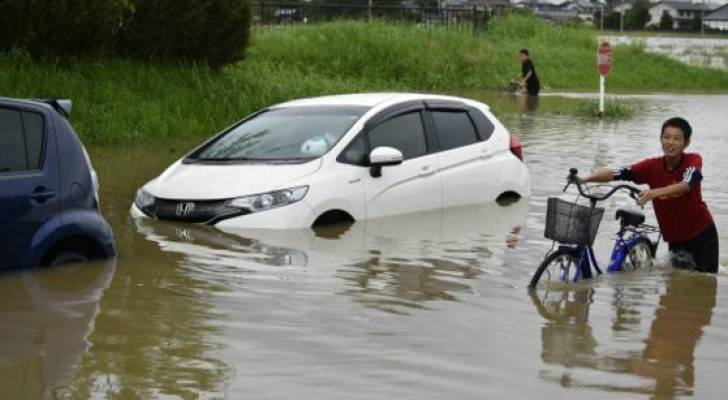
[638,189,657,206]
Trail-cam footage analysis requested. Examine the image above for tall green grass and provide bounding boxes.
[1,15,728,144]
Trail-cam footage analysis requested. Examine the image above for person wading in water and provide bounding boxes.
[519,49,540,96]
[576,117,719,273]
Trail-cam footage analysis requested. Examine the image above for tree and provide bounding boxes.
[604,11,622,30]
[659,10,674,31]
[118,0,252,68]
[0,0,128,57]
[625,0,650,30]
[691,12,703,32]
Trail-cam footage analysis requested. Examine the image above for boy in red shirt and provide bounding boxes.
[578,117,719,273]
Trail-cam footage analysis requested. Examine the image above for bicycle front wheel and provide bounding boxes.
[620,237,654,272]
[529,249,581,289]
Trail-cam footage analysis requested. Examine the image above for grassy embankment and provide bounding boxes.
[1,15,728,145]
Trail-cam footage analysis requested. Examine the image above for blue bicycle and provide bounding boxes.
[529,168,662,290]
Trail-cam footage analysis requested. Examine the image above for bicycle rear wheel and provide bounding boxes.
[620,237,654,272]
[529,249,581,289]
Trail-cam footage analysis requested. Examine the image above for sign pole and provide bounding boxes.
[596,41,613,119]
[599,75,605,117]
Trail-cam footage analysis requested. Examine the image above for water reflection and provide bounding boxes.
[0,260,115,399]
[63,220,231,399]
[134,200,529,315]
[531,271,717,398]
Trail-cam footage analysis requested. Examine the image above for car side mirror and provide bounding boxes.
[369,146,403,178]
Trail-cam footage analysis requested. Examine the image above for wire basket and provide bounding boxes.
[544,197,604,246]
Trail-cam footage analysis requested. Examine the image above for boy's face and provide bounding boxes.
[519,53,528,63]
[661,126,689,158]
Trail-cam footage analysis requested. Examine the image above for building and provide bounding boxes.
[464,0,515,10]
[559,0,606,23]
[705,3,728,29]
[514,0,580,23]
[648,1,721,30]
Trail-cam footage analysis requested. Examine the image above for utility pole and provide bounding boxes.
[619,0,624,33]
[701,0,705,38]
[369,0,372,22]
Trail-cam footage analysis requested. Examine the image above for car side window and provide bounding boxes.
[430,110,479,151]
[339,134,367,166]
[22,112,45,170]
[367,112,426,160]
[468,109,495,141]
[0,108,27,173]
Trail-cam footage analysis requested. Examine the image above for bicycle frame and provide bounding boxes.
[557,230,652,283]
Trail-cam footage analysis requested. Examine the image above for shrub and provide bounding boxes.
[118,0,252,68]
[0,0,128,56]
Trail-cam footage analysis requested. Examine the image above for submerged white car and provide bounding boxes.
[131,93,530,229]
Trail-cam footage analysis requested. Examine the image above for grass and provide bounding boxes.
[1,14,728,144]
[570,97,644,119]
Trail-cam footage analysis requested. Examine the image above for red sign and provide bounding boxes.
[597,42,613,76]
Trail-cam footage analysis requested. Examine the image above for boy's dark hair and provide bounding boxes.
[519,49,529,56]
[662,117,692,141]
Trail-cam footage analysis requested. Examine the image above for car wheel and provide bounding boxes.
[48,251,89,266]
[43,241,92,267]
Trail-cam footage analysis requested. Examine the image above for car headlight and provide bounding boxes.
[135,188,155,209]
[228,186,308,213]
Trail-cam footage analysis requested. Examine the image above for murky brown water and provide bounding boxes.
[1,94,727,400]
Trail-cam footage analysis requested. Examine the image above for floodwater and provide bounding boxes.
[1,94,727,399]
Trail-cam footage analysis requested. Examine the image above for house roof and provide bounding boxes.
[560,0,604,8]
[653,1,721,12]
[465,0,514,7]
[706,3,728,20]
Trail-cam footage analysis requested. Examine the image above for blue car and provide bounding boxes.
[0,97,115,269]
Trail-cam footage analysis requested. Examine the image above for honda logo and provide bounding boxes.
[175,202,196,216]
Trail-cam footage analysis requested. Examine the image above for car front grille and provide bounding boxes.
[142,198,247,224]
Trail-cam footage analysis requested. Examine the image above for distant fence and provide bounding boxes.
[252,2,508,32]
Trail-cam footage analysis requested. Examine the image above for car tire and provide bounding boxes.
[43,241,92,267]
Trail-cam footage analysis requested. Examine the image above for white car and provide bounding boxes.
[131,93,530,229]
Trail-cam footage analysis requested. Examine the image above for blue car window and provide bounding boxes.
[0,108,27,173]
[22,112,45,170]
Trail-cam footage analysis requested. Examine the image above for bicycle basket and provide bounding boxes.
[544,197,605,246]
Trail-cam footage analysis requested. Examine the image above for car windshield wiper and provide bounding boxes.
[264,157,316,164]
[186,156,316,164]
[186,157,265,163]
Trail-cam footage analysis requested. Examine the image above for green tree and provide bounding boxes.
[690,12,703,32]
[0,0,128,57]
[659,10,674,31]
[625,0,650,30]
[603,11,622,30]
[118,0,252,68]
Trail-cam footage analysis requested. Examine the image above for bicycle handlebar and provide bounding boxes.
[565,168,642,203]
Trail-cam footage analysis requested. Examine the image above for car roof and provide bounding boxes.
[273,92,488,110]
[0,97,69,116]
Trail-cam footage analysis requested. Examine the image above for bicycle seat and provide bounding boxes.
[616,208,645,226]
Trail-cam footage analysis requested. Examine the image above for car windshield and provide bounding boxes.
[191,106,368,162]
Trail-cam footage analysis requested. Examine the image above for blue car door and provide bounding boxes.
[0,106,60,269]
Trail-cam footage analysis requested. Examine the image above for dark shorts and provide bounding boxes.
[526,80,540,96]
[668,223,719,273]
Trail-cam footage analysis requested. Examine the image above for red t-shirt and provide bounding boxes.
[629,153,713,243]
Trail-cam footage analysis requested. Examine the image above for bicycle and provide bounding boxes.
[528,168,662,290]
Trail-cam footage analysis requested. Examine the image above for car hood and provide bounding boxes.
[145,159,322,200]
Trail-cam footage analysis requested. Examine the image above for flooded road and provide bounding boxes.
[1,94,727,399]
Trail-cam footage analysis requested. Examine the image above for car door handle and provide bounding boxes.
[29,187,55,203]
[419,165,436,177]
[480,149,493,159]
